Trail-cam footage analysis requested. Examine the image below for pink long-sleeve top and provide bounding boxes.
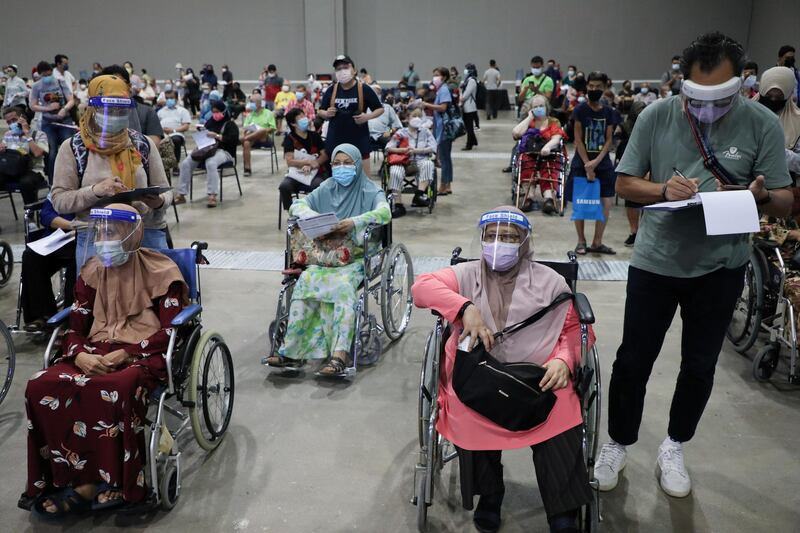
[411,267,595,450]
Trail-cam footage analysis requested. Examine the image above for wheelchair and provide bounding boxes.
[727,238,800,384]
[30,241,235,510]
[412,248,601,532]
[9,201,68,337]
[510,138,569,215]
[0,216,17,405]
[380,155,438,215]
[265,217,414,378]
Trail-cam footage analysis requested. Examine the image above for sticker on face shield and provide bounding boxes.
[89,208,140,223]
[478,211,531,230]
[88,96,134,108]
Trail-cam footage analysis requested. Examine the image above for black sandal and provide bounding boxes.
[92,482,124,511]
[33,488,92,520]
[318,356,347,376]
[264,355,305,369]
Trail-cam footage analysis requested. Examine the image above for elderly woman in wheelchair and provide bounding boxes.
[511,94,567,215]
[23,204,188,518]
[265,143,393,376]
[411,206,597,533]
[384,109,438,218]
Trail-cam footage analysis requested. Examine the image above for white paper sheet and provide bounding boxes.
[642,196,702,211]
[286,150,319,186]
[192,131,216,149]
[697,190,759,235]
[297,212,340,239]
[27,229,75,256]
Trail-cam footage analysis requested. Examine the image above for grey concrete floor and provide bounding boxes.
[0,111,798,532]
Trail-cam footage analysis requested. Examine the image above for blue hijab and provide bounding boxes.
[305,143,385,219]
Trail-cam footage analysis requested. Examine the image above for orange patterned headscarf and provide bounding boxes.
[79,75,141,189]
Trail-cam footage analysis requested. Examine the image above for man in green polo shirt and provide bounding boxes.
[594,32,792,500]
[518,55,554,115]
[240,93,276,176]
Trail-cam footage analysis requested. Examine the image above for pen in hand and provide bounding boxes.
[668,167,699,200]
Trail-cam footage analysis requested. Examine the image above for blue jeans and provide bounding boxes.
[75,228,169,273]
[42,121,75,182]
[438,139,453,184]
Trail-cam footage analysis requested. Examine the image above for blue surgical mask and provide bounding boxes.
[640,87,649,94]
[481,241,522,271]
[532,106,547,118]
[42,75,54,84]
[166,98,177,108]
[8,122,22,135]
[247,102,257,112]
[400,91,408,98]
[531,67,542,76]
[743,75,757,89]
[295,91,305,100]
[96,240,130,267]
[332,164,357,186]
[297,117,310,132]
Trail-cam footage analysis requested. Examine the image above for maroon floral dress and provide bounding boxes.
[25,277,185,503]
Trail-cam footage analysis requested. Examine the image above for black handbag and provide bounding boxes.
[452,292,573,432]
[0,150,31,176]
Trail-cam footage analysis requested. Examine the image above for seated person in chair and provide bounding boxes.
[1,105,48,205]
[411,206,594,533]
[510,94,566,215]
[279,108,329,213]
[385,109,436,217]
[156,90,192,173]
[266,144,390,376]
[175,100,238,208]
[24,204,187,518]
[223,81,246,120]
[239,94,276,176]
[368,84,402,151]
[21,197,82,332]
[284,84,316,123]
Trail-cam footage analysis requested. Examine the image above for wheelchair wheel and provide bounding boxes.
[416,473,428,532]
[0,320,15,406]
[578,494,601,532]
[753,343,780,382]
[159,460,180,510]
[189,331,234,451]
[268,284,293,356]
[381,243,414,340]
[427,169,438,214]
[726,251,765,353]
[0,241,13,288]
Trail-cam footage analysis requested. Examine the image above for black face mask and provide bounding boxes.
[784,57,795,69]
[760,97,787,113]
[587,89,603,103]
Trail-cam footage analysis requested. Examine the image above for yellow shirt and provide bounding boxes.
[274,91,296,110]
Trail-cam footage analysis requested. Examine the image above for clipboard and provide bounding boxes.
[95,186,172,206]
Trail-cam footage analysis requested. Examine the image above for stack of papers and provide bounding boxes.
[643,190,759,235]
[27,229,75,256]
[192,131,217,149]
[297,213,340,239]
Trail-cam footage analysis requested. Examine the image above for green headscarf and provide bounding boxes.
[305,143,386,219]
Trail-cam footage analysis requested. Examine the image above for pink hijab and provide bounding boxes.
[451,206,571,365]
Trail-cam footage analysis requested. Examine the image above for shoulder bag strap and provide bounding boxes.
[330,82,338,107]
[357,81,364,114]
[683,99,736,185]
[493,292,574,342]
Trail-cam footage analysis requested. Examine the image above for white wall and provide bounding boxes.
[344,0,753,83]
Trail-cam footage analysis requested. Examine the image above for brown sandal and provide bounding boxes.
[318,356,347,376]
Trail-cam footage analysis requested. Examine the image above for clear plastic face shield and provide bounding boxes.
[681,76,741,126]
[477,210,531,272]
[86,208,142,268]
[88,96,134,141]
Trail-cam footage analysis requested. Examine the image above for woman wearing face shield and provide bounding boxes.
[411,206,594,533]
[758,66,800,175]
[23,203,188,517]
[50,75,172,270]
[264,144,391,376]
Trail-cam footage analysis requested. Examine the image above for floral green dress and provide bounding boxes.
[281,196,391,360]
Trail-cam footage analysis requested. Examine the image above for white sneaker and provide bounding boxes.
[594,441,627,491]
[656,438,692,498]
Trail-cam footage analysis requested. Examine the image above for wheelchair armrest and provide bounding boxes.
[574,293,595,324]
[171,303,202,327]
[47,307,72,327]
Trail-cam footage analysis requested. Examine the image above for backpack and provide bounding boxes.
[70,129,151,185]
[328,81,364,115]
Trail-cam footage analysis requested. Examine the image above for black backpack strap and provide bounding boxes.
[494,292,574,342]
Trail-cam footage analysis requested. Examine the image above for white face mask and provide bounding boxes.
[335,69,353,84]
[409,117,424,129]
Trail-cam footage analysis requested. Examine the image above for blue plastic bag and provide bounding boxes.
[570,177,605,221]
